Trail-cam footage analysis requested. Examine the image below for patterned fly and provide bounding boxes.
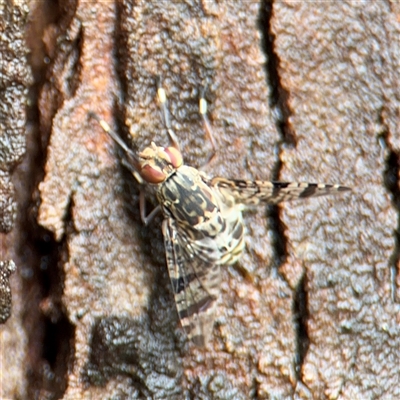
[90,82,350,346]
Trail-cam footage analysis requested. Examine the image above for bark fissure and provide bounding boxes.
[258,1,288,266]
[258,0,311,380]
[380,116,400,303]
[293,275,310,379]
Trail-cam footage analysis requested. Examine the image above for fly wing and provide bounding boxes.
[211,177,350,206]
[162,218,221,346]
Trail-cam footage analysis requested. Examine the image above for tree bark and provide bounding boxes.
[2,1,399,399]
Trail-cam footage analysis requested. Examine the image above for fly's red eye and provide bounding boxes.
[140,165,166,184]
[164,147,183,169]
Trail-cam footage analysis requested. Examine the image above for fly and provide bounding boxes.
[90,81,350,346]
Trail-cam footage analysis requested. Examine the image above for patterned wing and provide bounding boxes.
[211,177,350,206]
[162,218,221,346]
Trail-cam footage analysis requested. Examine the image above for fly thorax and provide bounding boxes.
[158,166,222,230]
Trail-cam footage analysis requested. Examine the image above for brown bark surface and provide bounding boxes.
[272,3,400,399]
[0,0,32,398]
[1,1,399,399]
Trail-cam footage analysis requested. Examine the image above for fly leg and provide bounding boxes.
[199,86,217,167]
[88,112,161,225]
[156,79,217,166]
[156,77,181,152]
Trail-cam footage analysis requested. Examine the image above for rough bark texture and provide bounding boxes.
[0,0,32,398]
[2,1,400,399]
[0,0,31,233]
[272,3,400,399]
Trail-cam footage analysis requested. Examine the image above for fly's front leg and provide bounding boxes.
[199,86,217,166]
[156,79,217,166]
[156,78,181,151]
